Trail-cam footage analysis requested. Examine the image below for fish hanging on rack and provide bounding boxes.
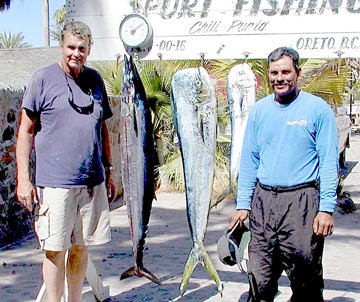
[212,62,256,208]
[119,54,161,285]
[170,66,222,297]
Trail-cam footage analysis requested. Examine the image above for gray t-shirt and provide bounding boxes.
[22,63,112,188]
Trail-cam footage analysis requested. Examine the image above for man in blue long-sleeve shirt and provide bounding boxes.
[230,47,338,302]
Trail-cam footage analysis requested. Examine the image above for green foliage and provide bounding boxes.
[0,0,11,12]
[159,148,184,192]
[89,60,123,96]
[50,4,66,43]
[299,58,352,106]
[347,59,360,96]
[0,31,31,48]
[91,56,355,193]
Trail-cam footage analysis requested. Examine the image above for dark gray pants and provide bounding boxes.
[247,183,324,302]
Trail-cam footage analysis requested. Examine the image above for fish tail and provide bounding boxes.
[120,265,162,286]
[201,246,223,296]
[120,266,135,281]
[179,249,198,296]
[180,244,222,296]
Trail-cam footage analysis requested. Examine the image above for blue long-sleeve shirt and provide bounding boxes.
[236,91,339,213]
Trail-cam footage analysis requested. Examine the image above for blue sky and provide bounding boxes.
[0,0,66,47]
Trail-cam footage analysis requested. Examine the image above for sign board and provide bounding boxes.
[66,0,360,60]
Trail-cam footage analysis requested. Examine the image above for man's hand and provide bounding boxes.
[229,209,250,229]
[16,180,38,212]
[313,211,334,237]
[105,171,117,204]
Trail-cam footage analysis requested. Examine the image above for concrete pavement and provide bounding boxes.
[1,133,360,302]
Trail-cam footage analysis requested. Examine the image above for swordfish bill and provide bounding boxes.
[119,55,161,285]
[170,67,222,296]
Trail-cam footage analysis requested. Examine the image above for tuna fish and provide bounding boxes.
[119,55,161,285]
[170,67,222,296]
[212,63,256,208]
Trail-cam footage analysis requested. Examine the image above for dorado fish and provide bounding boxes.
[170,67,222,296]
[119,55,161,285]
[212,63,256,208]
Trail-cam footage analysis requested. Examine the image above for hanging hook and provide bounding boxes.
[133,51,143,73]
[115,53,122,71]
[335,50,344,75]
[133,0,139,11]
[216,44,225,55]
[242,51,250,63]
[157,53,163,76]
[199,53,205,68]
[132,0,145,14]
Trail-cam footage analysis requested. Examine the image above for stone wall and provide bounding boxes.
[0,89,122,247]
[0,89,31,246]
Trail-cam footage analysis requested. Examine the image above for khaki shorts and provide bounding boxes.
[34,182,111,251]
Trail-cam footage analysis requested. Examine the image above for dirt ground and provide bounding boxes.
[1,133,360,302]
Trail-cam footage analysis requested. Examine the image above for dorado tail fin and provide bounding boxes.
[120,265,162,286]
[180,244,222,297]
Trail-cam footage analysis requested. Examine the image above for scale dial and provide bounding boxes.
[119,13,153,48]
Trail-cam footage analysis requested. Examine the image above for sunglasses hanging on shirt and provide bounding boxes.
[64,73,94,115]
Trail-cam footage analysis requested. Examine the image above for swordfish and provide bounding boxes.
[119,55,161,285]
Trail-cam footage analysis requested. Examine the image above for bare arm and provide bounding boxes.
[101,121,117,203]
[16,109,38,211]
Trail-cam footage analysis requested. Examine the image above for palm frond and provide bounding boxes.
[159,147,185,192]
[300,59,351,106]
[91,56,356,193]
[0,0,11,12]
[0,32,31,48]
[88,60,122,96]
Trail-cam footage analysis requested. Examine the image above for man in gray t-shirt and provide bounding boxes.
[16,21,116,302]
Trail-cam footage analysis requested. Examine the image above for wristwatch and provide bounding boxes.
[105,166,114,172]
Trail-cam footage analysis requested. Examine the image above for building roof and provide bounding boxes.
[0,46,60,89]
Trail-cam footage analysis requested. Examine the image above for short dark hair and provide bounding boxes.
[267,47,300,71]
[61,21,93,45]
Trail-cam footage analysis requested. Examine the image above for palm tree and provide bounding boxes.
[0,0,52,46]
[89,51,356,193]
[0,31,31,48]
[50,4,66,43]
[90,56,356,193]
[43,0,49,46]
[299,59,352,108]
[89,58,231,193]
[0,0,10,11]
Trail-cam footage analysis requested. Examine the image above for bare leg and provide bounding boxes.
[66,245,88,302]
[43,250,67,302]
